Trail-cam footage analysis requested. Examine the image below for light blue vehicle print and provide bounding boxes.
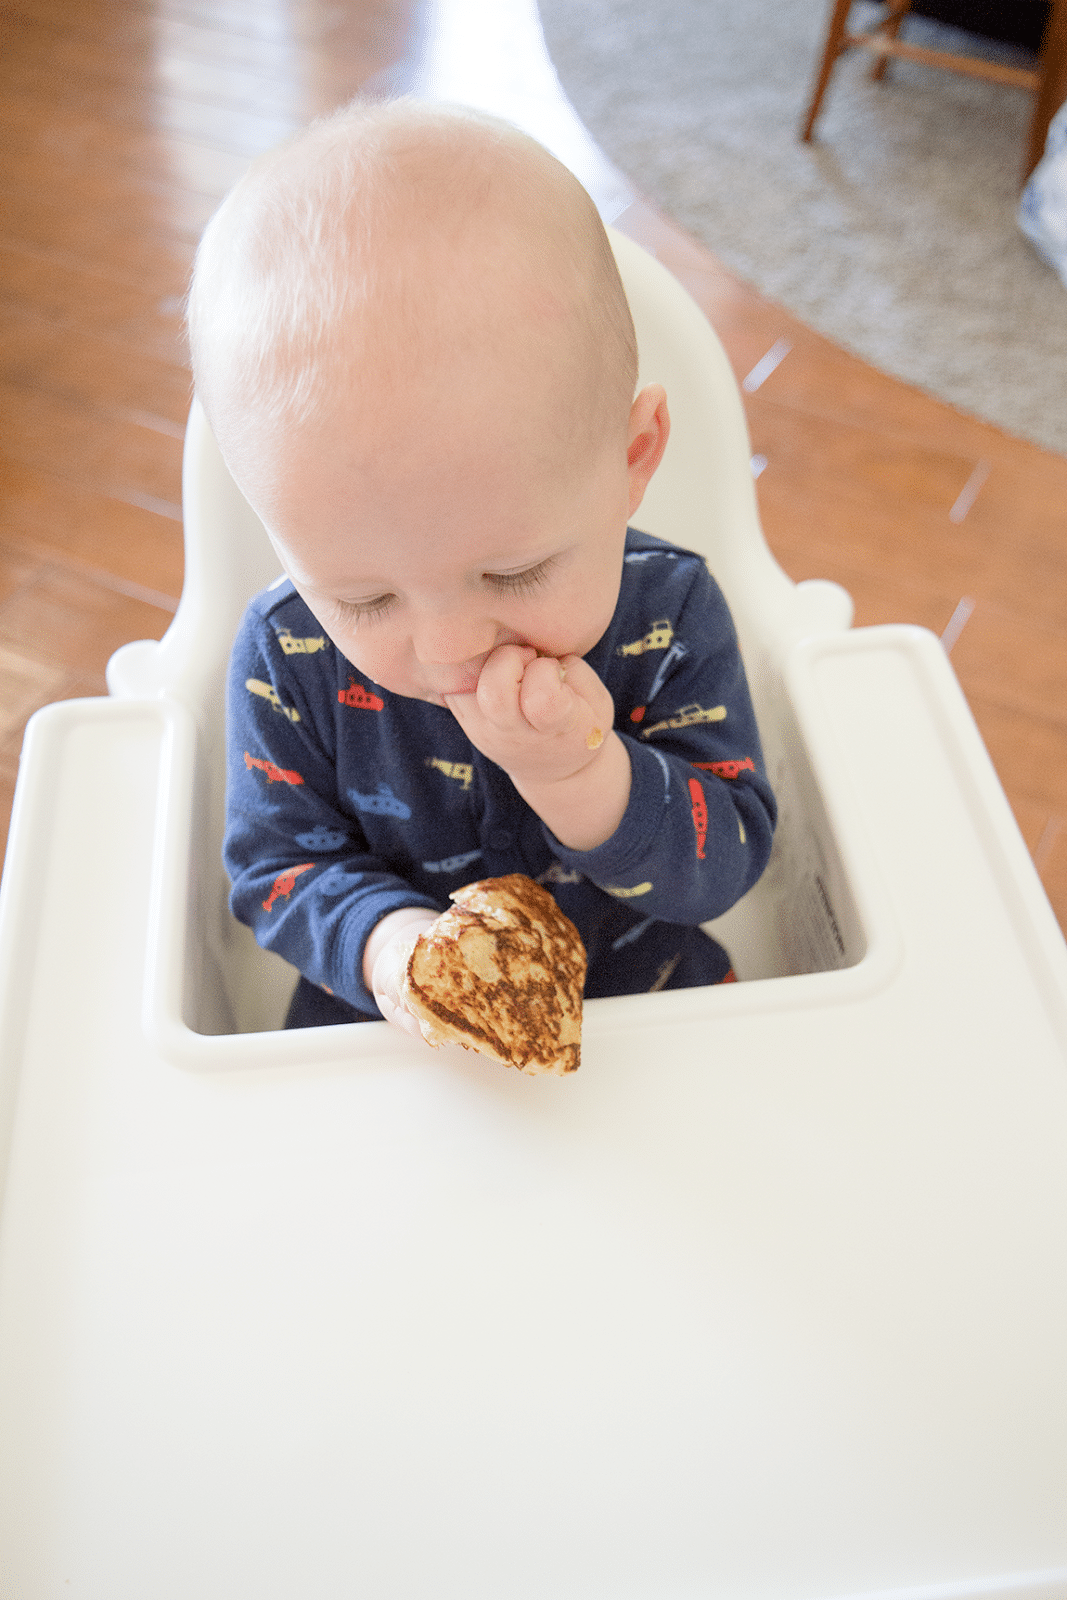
[347,783,412,820]
[295,826,350,852]
[422,849,484,874]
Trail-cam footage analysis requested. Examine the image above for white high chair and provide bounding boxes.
[1,230,1066,1599]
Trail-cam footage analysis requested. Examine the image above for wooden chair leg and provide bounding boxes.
[801,0,855,142]
[1025,0,1067,182]
[871,0,912,81]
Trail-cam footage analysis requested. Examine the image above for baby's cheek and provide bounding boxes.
[537,594,616,663]
[345,638,404,695]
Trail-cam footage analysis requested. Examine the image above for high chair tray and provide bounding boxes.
[1,628,1066,1599]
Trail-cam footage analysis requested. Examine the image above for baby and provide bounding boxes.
[186,97,777,1036]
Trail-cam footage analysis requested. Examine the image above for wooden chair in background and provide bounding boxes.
[800,0,1067,181]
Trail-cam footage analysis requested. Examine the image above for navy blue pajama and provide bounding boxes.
[224,529,777,1026]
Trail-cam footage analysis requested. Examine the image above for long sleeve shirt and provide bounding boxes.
[224,528,777,1014]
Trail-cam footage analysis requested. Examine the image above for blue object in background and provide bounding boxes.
[1019,96,1067,289]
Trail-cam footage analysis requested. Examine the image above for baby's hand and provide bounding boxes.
[444,645,615,791]
[367,910,438,1041]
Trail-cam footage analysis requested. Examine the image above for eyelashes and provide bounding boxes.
[484,556,557,595]
[332,558,557,624]
[333,595,395,624]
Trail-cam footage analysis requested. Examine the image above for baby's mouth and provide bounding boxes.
[419,635,538,703]
[421,654,494,700]
[413,678,475,709]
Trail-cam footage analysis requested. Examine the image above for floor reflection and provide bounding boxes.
[375,0,635,220]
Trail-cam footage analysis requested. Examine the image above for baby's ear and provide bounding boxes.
[626,384,670,516]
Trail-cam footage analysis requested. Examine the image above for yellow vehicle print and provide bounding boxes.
[606,881,653,898]
[245,678,301,723]
[618,619,674,656]
[425,757,474,790]
[639,702,727,739]
[276,629,328,655]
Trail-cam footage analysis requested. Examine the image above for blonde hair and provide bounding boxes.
[186,99,638,474]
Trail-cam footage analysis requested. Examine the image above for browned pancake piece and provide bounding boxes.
[401,874,586,1074]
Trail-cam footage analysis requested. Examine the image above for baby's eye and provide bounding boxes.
[334,594,395,624]
[484,558,556,595]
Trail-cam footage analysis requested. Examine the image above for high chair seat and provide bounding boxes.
[1,229,1066,1597]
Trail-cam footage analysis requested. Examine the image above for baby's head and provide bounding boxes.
[187,99,669,702]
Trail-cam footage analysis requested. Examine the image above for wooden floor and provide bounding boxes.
[1,0,1066,937]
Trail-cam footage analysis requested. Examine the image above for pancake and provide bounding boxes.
[401,874,586,1074]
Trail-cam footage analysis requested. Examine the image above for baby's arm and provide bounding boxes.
[226,613,440,1019]
[554,563,776,925]
[449,558,776,927]
[443,647,632,851]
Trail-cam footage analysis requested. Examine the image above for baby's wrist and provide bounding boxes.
[513,729,632,853]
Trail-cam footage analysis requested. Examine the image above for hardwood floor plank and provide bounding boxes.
[3,0,384,46]
[752,419,1067,639]
[0,384,184,514]
[1,463,184,600]
[0,68,307,152]
[965,692,1067,819]
[0,158,219,243]
[0,566,174,676]
[752,422,995,611]
[752,396,990,518]
[0,97,256,199]
[0,543,46,607]
[0,193,193,294]
[950,600,1067,731]
[1,305,191,428]
[2,19,308,108]
[0,641,70,742]
[0,27,392,118]
[0,242,187,362]
[152,0,406,49]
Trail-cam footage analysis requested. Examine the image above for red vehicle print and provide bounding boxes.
[629,705,646,723]
[338,679,384,711]
[687,776,708,860]
[722,968,737,984]
[692,757,756,780]
[244,751,304,786]
[262,862,315,913]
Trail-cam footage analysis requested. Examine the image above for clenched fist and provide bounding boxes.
[443,644,614,789]
[443,644,631,852]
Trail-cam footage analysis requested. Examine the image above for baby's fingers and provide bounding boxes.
[471,644,538,723]
[371,925,433,1042]
[517,654,574,731]
[551,655,608,708]
[377,988,427,1040]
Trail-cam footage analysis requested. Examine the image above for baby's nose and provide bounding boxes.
[412,607,498,666]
